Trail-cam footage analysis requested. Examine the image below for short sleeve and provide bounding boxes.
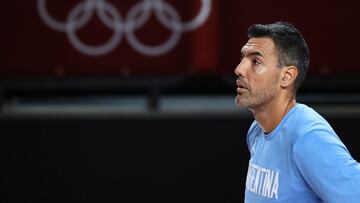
[293,129,360,203]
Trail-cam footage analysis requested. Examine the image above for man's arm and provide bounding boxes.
[293,129,360,203]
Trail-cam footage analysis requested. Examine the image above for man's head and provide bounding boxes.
[235,22,309,109]
[248,22,309,91]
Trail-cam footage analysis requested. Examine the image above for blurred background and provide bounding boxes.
[1,0,360,202]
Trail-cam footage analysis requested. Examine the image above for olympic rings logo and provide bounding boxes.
[37,0,212,56]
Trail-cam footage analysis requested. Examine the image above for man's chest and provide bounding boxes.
[245,135,312,202]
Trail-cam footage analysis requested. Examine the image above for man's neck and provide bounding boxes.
[250,96,296,134]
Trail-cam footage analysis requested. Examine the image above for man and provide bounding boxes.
[235,22,360,202]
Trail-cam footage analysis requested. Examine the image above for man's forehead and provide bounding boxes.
[241,37,275,55]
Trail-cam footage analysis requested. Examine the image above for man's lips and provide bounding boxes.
[236,80,248,93]
[237,87,248,94]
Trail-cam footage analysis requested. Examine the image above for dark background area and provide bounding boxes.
[1,0,360,202]
[2,113,360,202]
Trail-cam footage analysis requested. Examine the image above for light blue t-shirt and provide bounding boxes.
[245,103,360,203]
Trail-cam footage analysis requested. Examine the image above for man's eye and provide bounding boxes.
[252,59,261,64]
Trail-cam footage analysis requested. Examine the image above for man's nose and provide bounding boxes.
[234,60,246,77]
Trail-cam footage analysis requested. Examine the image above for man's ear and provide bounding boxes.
[280,65,298,88]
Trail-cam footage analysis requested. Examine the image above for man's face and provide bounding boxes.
[235,37,282,109]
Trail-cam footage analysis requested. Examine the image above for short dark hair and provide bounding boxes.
[247,22,309,92]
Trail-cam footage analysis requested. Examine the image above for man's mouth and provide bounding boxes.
[236,80,248,94]
[237,86,248,94]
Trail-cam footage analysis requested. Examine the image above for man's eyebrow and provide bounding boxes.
[241,48,264,57]
[245,51,263,57]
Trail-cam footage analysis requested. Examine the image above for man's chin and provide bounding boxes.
[235,96,247,108]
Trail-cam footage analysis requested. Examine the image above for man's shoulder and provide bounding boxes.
[290,103,333,133]
[246,120,261,149]
[248,120,260,133]
[290,103,338,147]
[274,103,336,148]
